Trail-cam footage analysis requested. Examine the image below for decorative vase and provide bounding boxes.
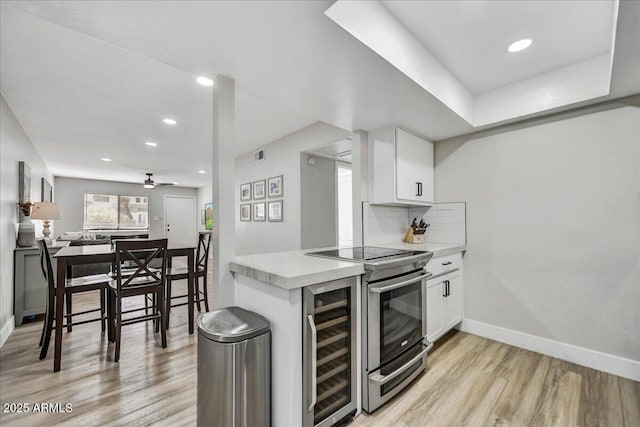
[17,215,36,247]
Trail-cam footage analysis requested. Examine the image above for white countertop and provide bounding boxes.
[231,249,366,290]
[230,242,465,289]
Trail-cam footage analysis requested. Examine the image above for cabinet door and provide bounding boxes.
[425,279,444,342]
[414,138,434,203]
[443,272,462,330]
[395,129,416,201]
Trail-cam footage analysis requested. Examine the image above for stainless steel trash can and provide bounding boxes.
[197,306,271,427]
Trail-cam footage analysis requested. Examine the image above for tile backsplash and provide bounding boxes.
[363,202,466,245]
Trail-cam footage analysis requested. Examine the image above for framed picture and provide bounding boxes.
[253,202,266,221]
[253,179,266,200]
[268,200,283,222]
[240,182,251,201]
[240,204,251,222]
[41,178,53,202]
[268,175,283,198]
[205,203,213,230]
[200,210,206,225]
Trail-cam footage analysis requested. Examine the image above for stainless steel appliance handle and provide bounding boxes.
[369,341,434,385]
[307,314,317,412]
[369,273,430,293]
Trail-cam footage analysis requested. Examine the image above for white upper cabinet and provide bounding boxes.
[369,127,434,206]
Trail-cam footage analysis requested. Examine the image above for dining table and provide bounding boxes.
[52,241,196,372]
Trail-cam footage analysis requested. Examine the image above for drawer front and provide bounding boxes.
[426,252,462,277]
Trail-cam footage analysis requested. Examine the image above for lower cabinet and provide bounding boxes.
[426,270,462,343]
[14,241,69,326]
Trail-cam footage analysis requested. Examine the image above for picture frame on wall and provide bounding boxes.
[253,180,266,199]
[41,178,53,202]
[240,182,251,201]
[268,175,283,198]
[205,203,213,230]
[268,200,283,222]
[201,210,206,225]
[253,202,266,221]
[240,204,251,222]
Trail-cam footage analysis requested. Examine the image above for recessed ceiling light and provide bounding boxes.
[508,38,532,53]
[196,76,214,87]
[198,170,206,174]
[145,141,157,147]
[101,158,112,162]
[172,182,179,185]
[98,174,104,178]
[163,118,177,125]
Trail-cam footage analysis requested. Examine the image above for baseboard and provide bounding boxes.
[457,318,640,381]
[0,316,15,349]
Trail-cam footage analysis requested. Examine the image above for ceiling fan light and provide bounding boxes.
[144,183,155,189]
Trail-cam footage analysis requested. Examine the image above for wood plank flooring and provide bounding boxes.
[353,331,640,427]
[1,277,638,426]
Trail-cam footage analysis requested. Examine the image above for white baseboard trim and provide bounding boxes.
[457,318,640,381]
[0,316,15,349]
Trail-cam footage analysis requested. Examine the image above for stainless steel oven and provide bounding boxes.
[362,258,433,413]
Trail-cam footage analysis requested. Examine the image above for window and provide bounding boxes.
[83,194,149,230]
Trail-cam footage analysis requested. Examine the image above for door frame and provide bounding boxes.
[163,195,198,242]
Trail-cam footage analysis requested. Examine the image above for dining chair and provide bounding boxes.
[108,239,168,362]
[37,239,111,360]
[165,232,212,325]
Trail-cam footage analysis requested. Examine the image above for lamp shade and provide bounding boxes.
[31,202,62,220]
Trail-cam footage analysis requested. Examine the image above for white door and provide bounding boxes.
[414,137,434,203]
[164,196,197,247]
[443,272,463,330]
[395,129,416,201]
[426,278,444,342]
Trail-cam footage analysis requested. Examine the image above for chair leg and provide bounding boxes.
[65,291,72,332]
[100,288,106,332]
[202,274,210,312]
[107,290,114,342]
[39,293,56,359]
[114,298,122,362]
[154,292,159,333]
[166,278,172,326]
[195,276,202,312]
[158,289,167,349]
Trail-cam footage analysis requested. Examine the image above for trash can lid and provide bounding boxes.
[197,306,270,343]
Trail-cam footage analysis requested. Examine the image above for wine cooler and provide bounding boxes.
[303,277,357,427]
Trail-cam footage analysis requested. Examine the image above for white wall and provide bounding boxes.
[0,94,54,346]
[434,100,640,364]
[300,153,337,249]
[235,122,352,255]
[54,177,197,239]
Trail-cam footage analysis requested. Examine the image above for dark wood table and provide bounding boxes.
[52,242,196,372]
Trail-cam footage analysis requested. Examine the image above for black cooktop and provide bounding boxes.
[307,246,426,262]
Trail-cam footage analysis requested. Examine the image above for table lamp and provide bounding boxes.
[31,202,62,240]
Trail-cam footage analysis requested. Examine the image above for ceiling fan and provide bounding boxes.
[143,173,175,189]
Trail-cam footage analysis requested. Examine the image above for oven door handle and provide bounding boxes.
[368,273,431,293]
[369,341,434,385]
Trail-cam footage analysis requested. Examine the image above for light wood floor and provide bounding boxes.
[1,280,638,426]
[353,331,640,427]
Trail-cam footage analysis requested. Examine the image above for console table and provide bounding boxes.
[14,241,69,326]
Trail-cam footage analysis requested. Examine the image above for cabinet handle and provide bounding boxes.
[415,182,420,197]
[442,261,452,266]
[418,182,423,197]
[442,281,446,297]
[446,280,450,297]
